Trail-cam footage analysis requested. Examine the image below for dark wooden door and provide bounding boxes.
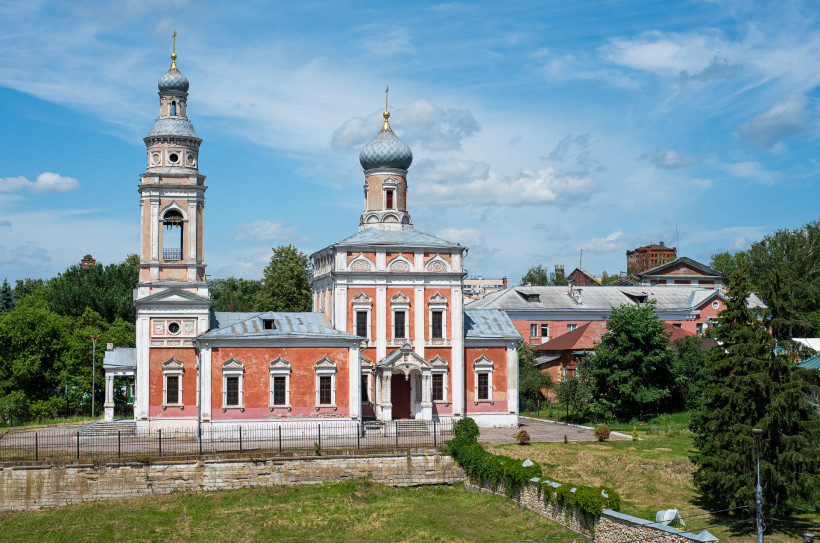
[391,376,411,419]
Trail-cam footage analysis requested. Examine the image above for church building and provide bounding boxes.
[104,48,521,431]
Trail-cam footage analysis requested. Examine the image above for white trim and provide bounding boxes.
[473,355,494,404]
[352,291,372,340]
[428,291,448,341]
[315,356,337,409]
[391,291,411,340]
[222,357,244,411]
[429,355,449,403]
[162,357,184,408]
[425,254,451,273]
[269,356,291,410]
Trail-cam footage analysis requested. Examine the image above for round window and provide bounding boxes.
[712,301,720,309]
[169,152,179,163]
[168,322,180,335]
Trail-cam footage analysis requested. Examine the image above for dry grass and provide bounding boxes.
[486,434,819,543]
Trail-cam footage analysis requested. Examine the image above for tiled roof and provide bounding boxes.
[158,67,189,93]
[203,311,359,341]
[534,321,607,352]
[146,118,199,139]
[359,127,413,171]
[798,355,820,370]
[333,228,461,249]
[664,323,694,343]
[464,309,521,340]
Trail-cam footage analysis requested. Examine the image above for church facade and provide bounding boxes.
[107,51,520,431]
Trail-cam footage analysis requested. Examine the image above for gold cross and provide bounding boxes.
[173,30,177,55]
[385,84,389,111]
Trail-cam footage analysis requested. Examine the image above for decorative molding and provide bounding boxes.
[428,292,448,306]
[351,291,372,304]
[388,256,412,272]
[473,354,494,370]
[429,355,449,368]
[222,357,245,372]
[162,357,184,371]
[315,356,338,372]
[349,255,374,271]
[361,355,374,366]
[390,292,410,305]
[184,321,195,334]
[426,255,450,273]
[269,356,292,372]
[154,321,164,335]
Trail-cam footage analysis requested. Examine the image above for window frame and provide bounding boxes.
[428,292,448,341]
[351,292,372,341]
[269,356,291,411]
[391,292,411,341]
[162,357,184,408]
[222,358,245,411]
[566,323,577,332]
[473,355,494,405]
[530,323,539,338]
[315,356,337,410]
[430,355,449,403]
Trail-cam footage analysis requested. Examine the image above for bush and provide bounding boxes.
[454,417,480,442]
[595,425,610,441]
[631,425,638,441]
[515,430,530,445]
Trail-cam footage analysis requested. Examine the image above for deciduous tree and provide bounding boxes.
[210,277,264,312]
[255,245,312,312]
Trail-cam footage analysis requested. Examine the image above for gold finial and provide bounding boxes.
[382,84,391,130]
[171,30,178,69]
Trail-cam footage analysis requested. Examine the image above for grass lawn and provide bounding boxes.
[486,433,819,543]
[0,480,575,543]
[520,408,693,434]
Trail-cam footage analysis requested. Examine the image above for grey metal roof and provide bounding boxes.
[146,118,199,139]
[158,67,189,93]
[464,309,521,339]
[467,285,765,313]
[359,126,413,171]
[333,228,461,249]
[203,311,359,341]
[102,347,136,370]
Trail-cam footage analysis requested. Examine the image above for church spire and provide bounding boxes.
[171,30,178,69]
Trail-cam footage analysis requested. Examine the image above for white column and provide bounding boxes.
[150,199,159,261]
[104,373,115,422]
[376,285,387,361]
[348,343,361,419]
[414,286,424,358]
[507,341,519,422]
[382,373,393,421]
[187,200,197,282]
[334,285,347,332]
[451,286,464,417]
[134,315,151,422]
[200,343,212,421]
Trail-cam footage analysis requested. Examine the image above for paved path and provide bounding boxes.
[479,417,625,444]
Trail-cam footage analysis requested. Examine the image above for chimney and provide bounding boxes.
[555,264,564,276]
[502,276,507,288]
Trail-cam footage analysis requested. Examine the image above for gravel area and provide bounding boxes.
[479,417,626,444]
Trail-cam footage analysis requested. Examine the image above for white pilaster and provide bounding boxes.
[451,286,464,417]
[200,343,212,421]
[376,250,386,271]
[507,341,519,421]
[334,285,347,331]
[348,343,361,419]
[134,316,151,420]
[150,199,159,261]
[103,374,115,422]
[414,286,424,358]
[376,285,387,360]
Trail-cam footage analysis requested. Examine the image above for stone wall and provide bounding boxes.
[1,451,464,511]
[466,479,718,543]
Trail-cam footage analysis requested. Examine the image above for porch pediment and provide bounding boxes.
[377,344,430,377]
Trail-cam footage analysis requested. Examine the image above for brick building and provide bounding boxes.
[626,244,677,275]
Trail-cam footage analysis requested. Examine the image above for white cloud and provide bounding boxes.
[578,231,626,252]
[0,172,79,194]
[234,220,308,243]
[722,161,776,186]
[413,159,598,206]
[737,94,812,149]
[651,148,702,169]
[437,228,484,247]
[331,99,480,152]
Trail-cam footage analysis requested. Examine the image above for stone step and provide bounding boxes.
[78,419,136,436]
[395,420,430,436]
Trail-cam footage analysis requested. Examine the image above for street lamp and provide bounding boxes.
[90,335,100,417]
[753,428,763,543]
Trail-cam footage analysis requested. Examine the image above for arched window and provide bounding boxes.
[170,101,177,116]
[162,209,184,261]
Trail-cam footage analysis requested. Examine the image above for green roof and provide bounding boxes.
[798,355,820,370]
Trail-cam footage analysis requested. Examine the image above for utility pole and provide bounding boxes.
[753,428,764,543]
[90,334,100,418]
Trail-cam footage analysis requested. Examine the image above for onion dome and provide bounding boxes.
[359,110,413,171]
[158,49,189,93]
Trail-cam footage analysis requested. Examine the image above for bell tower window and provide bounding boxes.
[170,101,177,116]
[386,189,394,209]
[162,209,184,261]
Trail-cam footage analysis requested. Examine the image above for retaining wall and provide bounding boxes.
[1,451,464,511]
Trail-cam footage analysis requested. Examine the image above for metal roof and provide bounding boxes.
[638,257,723,278]
[203,311,359,341]
[102,347,136,370]
[146,118,199,139]
[464,309,521,339]
[333,228,462,249]
[798,355,820,370]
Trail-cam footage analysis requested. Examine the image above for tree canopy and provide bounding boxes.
[691,271,820,509]
[587,301,676,420]
[517,342,552,412]
[520,265,568,286]
[254,245,312,312]
[210,277,264,312]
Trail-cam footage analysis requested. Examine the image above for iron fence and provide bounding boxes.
[0,419,454,465]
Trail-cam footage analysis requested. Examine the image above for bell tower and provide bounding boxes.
[133,35,211,428]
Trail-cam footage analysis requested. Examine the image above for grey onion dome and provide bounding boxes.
[359,118,413,171]
[158,67,189,93]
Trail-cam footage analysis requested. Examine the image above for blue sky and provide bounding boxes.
[1,0,819,284]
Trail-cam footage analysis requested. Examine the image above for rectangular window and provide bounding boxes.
[386,190,394,209]
[540,324,549,339]
[226,376,240,406]
[263,319,275,330]
[272,376,286,406]
[432,374,444,401]
[361,374,369,402]
[477,373,489,400]
[394,311,406,339]
[697,323,704,335]
[356,311,368,338]
[530,324,539,337]
[319,376,332,405]
[166,375,179,404]
[432,310,443,338]
[566,324,577,332]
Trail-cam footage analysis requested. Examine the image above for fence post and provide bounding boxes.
[199,428,202,457]
[118,431,121,459]
[318,424,321,452]
[76,431,80,461]
[357,421,361,450]
[395,422,399,448]
[35,433,38,461]
[158,429,162,457]
[433,420,437,448]
[239,426,243,453]
[278,426,282,453]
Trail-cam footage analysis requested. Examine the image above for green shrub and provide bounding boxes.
[453,417,480,442]
[515,430,530,445]
[631,425,638,441]
[594,425,610,441]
